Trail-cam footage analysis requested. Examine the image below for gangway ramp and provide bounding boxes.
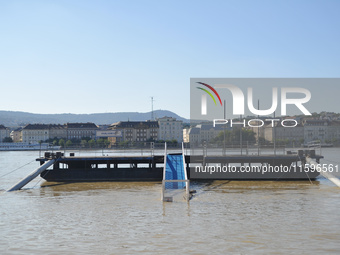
[7,159,56,192]
[162,143,190,201]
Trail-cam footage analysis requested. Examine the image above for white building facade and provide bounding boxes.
[157,117,183,143]
[22,124,49,143]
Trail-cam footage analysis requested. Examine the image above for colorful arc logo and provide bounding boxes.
[196,82,223,106]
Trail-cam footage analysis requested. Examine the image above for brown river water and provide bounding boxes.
[1,149,340,254]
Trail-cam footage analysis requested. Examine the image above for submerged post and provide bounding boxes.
[182,142,190,201]
[7,159,56,192]
[161,142,167,201]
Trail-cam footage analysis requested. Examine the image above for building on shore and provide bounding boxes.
[303,119,329,143]
[109,120,159,144]
[157,116,183,143]
[10,128,22,142]
[22,124,50,143]
[183,128,190,143]
[326,121,340,143]
[66,123,98,140]
[253,118,340,145]
[186,127,201,146]
[21,123,98,143]
[264,122,304,145]
[0,125,10,142]
[48,124,67,140]
[302,119,340,143]
[186,124,226,146]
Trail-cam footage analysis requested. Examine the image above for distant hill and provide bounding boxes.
[0,110,188,127]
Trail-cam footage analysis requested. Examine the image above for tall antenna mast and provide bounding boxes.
[151,96,154,120]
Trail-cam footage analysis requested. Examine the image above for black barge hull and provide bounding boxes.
[38,153,322,182]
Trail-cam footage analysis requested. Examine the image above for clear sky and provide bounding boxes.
[1,0,340,118]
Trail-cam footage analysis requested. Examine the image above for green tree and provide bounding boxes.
[118,140,129,148]
[66,140,73,148]
[299,138,304,145]
[81,139,88,148]
[59,139,65,147]
[171,139,178,147]
[104,139,111,148]
[88,139,96,148]
[97,138,106,148]
[258,137,266,144]
[212,129,256,145]
[2,137,13,143]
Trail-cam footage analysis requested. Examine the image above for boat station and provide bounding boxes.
[9,144,339,194]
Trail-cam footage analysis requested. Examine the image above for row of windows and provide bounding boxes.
[161,122,181,125]
[69,135,92,138]
[161,131,183,135]
[68,131,94,134]
[26,136,48,139]
[161,127,180,130]
[125,131,158,134]
[24,131,48,135]
[136,138,147,141]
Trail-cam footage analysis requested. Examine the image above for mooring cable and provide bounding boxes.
[0,159,36,179]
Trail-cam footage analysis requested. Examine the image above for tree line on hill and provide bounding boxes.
[0,110,188,126]
[46,137,110,149]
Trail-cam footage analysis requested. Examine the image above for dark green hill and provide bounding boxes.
[0,110,188,127]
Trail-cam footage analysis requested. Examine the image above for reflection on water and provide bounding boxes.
[1,149,340,254]
[40,181,161,195]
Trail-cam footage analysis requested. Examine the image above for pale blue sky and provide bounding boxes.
[1,0,340,118]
